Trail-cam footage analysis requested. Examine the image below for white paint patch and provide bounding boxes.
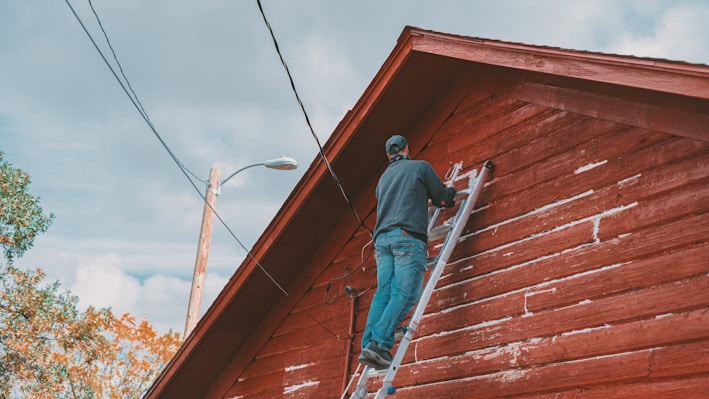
[593,202,638,241]
[469,190,595,237]
[575,160,608,174]
[498,369,528,383]
[604,202,639,217]
[285,363,313,372]
[525,287,557,297]
[593,215,602,242]
[618,174,642,186]
[656,313,675,319]
[561,325,611,336]
[283,380,319,395]
[500,343,523,367]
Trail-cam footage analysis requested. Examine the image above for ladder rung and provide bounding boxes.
[365,367,388,377]
[426,256,438,270]
[428,223,452,241]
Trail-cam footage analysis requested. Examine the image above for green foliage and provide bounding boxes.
[0,152,54,262]
[0,153,182,398]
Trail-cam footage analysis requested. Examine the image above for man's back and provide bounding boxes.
[374,159,453,241]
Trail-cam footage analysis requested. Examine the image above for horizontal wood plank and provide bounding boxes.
[393,340,709,398]
[415,274,709,361]
[522,374,709,399]
[392,309,709,389]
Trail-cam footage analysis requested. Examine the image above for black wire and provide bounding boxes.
[86,0,205,186]
[64,0,288,296]
[323,239,374,305]
[256,0,373,238]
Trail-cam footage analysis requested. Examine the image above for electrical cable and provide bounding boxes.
[255,0,377,314]
[255,1,381,313]
[64,0,288,296]
[256,0,373,238]
[323,238,373,305]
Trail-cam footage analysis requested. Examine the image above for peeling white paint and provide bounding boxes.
[470,316,513,330]
[603,202,638,216]
[471,190,595,238]
[460,264,475,272]
[575,160,608,174]
[618,174,642,185]
[525,287,557,297]
[593,215,602,242]
[656,313,675,319]
[527,262,625,296]
[498,343,523,366]
[498,369,528,383]
[426,316,513,338]
[285,363,313,372]
[561,325,611,336]
[283,380,318,395]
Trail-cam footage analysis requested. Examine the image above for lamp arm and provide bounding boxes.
[220,162,265,186]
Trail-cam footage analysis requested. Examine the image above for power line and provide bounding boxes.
[256,0,373,237]
[64,0,288,296]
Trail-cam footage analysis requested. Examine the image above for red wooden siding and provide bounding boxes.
[142,27,709,399]
[224,81,709,398]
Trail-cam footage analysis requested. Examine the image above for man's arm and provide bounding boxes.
[423,163,456,208]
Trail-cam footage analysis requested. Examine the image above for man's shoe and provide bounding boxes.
[358,352,385,369]
[360,341,392,369]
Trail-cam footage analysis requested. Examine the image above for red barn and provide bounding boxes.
[146,26,709,398]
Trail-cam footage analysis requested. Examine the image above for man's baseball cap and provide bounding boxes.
[385,135,408,154]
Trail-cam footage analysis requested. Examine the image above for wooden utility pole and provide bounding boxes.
[184,167,220,338]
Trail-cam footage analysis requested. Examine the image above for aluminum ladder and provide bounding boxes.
[347,160,494,398]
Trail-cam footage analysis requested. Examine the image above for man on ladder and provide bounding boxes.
[359,134,457,370]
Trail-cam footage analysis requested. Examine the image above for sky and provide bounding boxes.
[2,0,708,335]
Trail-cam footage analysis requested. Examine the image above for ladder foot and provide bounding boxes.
[387,386,397,395]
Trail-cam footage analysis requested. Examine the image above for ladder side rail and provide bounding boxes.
[375,162,492,398]
[354,164,469,399]
[342,364,364,399]
[377,162,493,397]
[351,370,370,399]
[350,161,493,399]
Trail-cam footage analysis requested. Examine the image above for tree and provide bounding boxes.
[0,153,182,398]
[0,152,53,261]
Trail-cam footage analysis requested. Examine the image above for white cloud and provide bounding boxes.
[4,0,708,337]
[134,274,191,334]
[65,252,229,334]
[609,3,709,63]
[70,254,141,312]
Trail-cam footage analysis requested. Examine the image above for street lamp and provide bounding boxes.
[184,156,298,338]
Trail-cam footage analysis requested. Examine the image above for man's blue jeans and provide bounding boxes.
[362,228,427,351]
